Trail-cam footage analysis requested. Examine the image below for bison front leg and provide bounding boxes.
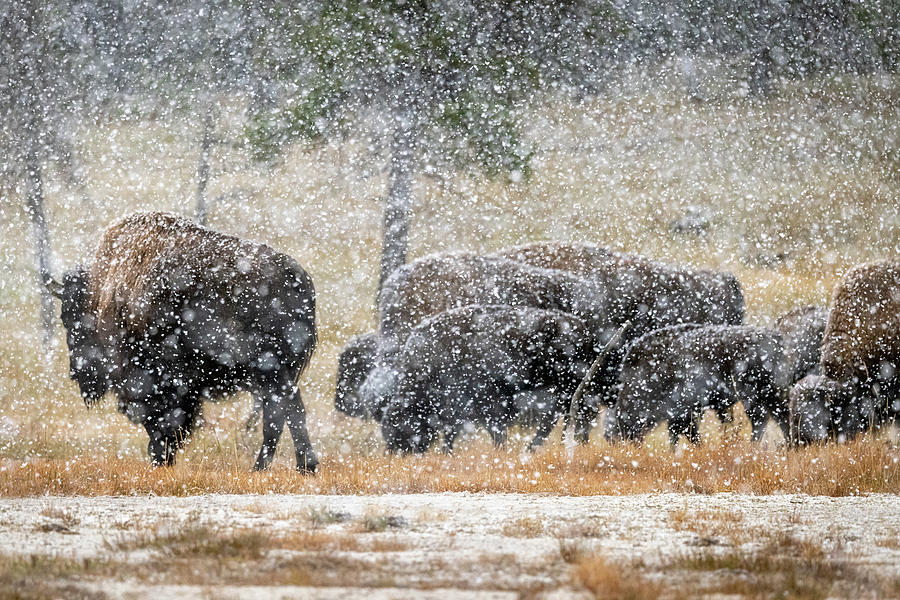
[742,398,770,442]
[142,404,197,467]
[144,424,178,467]
[573,399,600,444]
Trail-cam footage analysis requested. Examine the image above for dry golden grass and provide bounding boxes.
[1,75,898,499]
[107,519,409,557]
[0,428,897,497]
[502,516,546,538]
[668,506,749,543]
[574,556,661,600]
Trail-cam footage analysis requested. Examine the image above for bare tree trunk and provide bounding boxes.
[195,106,213,226]
[23,154,55,346]
[378,108,416,297]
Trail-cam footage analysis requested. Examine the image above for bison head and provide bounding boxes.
[789,374,871,445]
[54,268,111,404]
[334,333,380,418]
[380,399,436,454]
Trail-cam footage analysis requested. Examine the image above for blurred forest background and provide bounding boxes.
[1,0,898,462]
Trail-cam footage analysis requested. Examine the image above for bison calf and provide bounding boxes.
[50,212,318,472]
[615,324,790,444]
[379,305,596,453]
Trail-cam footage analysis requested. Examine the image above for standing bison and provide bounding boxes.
[615,324,790,444]
[49,212,318,472]
[380,305,596,454]
[789,262,900,444]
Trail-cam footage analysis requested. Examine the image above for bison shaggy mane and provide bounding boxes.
[821,261,900,386]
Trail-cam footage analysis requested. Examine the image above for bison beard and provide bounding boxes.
[52,212,318,472]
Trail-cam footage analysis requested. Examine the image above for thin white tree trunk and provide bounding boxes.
[378,107,416,297]
[23,154,56,346]
[195,106,213,226]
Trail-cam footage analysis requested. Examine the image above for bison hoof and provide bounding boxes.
[295,462,317,474]
[295,453,318,474]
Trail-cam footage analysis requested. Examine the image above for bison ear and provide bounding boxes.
[45,276,64,299]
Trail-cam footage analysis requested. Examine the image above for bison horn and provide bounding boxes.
[44,276,64,298]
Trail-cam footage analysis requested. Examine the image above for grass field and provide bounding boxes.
[1,73,899,497]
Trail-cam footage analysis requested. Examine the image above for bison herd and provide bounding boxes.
[48,212,900,472]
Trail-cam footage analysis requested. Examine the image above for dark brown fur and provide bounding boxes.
[821,262,900,387]
[379,305,596,453]
[58,212,318,471]
[497,242,745,329]
[789,262,900,442]
[615,324,790,444]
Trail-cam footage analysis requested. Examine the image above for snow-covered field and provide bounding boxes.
[3,492,899,598]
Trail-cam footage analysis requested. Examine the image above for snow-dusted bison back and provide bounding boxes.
[54,212,318,472]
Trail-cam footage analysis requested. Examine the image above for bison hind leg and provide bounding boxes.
[253,377,318,473]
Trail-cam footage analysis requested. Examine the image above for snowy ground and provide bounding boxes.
[2,492,899,598]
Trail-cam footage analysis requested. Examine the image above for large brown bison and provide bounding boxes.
[614,324,790,444]
[789,262,900,444]
[379,305,596,453]
[48,212,318,472]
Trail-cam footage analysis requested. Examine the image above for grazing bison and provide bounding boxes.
[49,212,318,472]
[379,305,596,454]
[360,245,744,440]
[499,242,745,440]
[497,242,745,331]
[615,324,790,444]
[364,254,617,423]
[773,305,828,383]
[787,374,875,444]
[334,332,380,419]
[788,262,900,444]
